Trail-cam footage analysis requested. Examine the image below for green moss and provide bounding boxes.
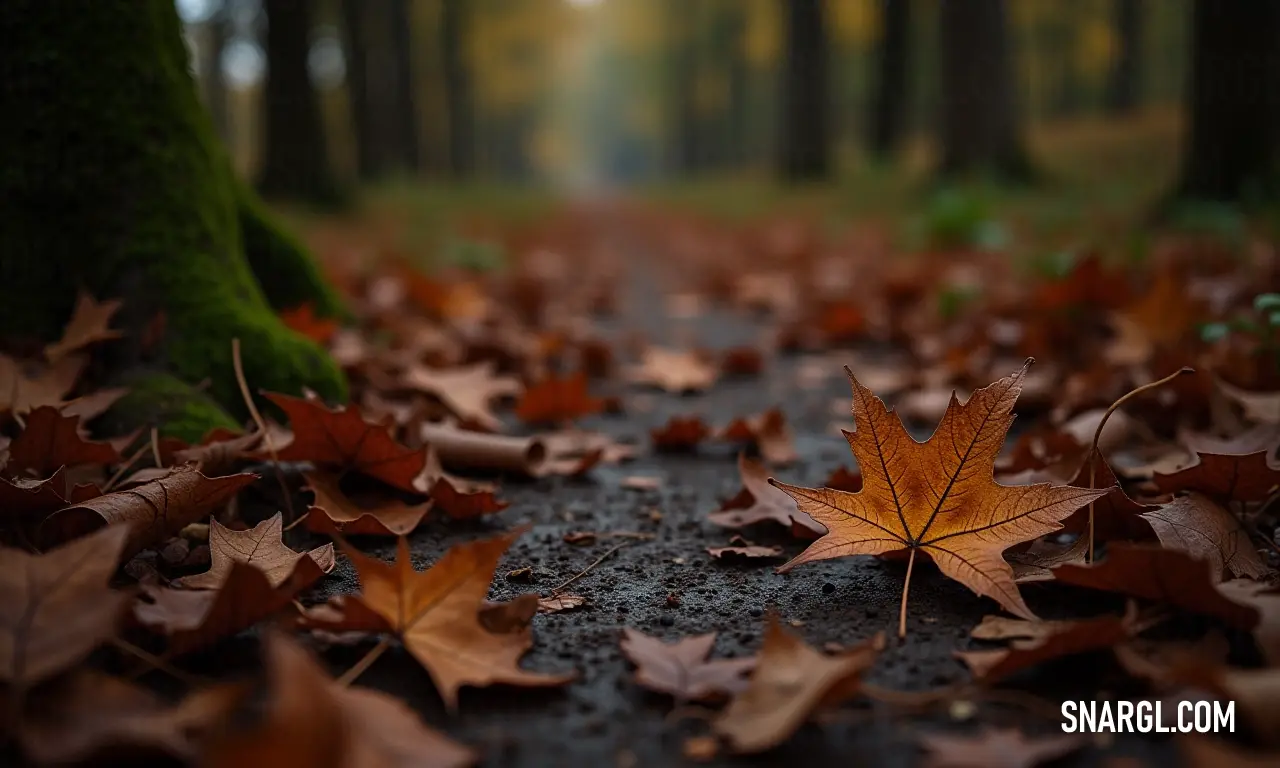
[237,185,349,319]
[0,0,347,427]
[102,371,241,444]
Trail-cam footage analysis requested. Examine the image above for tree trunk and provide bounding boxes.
[0,0,346,440]
[1174,0,1280,204]
[257,0,341,202]
[389,0,420,174]
[202,2,231,145]
[441,0,474,178]
[1105,0,1142,114]
[778,0,829,181]
[340,0,377,178]
[868,0,911,158]
[666,0,701,175]
[937,0,1029,180]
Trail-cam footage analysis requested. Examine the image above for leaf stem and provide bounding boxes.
[336,635,391,688]
[232,338,295,522]
[1087,367,1194,563]
[899,547,917,639]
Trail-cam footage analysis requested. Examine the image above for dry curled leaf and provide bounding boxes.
[340,529,574,710]
[1140,492,1270,582]
[1153,451,1280,503]
[774,362,1106,625]
[956,608,1138,684]
[0,525,130,686]
[620,628,756,702]
[713,615,881,753]
[706,545,784,561]
[175,514,335,590]
[42,466,257,560]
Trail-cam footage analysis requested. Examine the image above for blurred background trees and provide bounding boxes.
[175,0,1277,208]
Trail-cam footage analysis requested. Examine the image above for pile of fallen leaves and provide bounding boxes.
[4,202,1280,765]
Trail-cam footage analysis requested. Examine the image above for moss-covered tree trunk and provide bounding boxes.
[1105,0,1142,115]
[0,0,347,440]
[441,0,475,178]
[868,0,911,159]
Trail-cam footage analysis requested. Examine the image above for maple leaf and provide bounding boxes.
[175,514,335,589]
[955,609,1137,683]
[710,453,824,537]
[133,557,324,656]
[278,302,339,344]
[713,615,882,753]
[44,291,123,362]
[413,447,509,519]
[717,407,798,465]
[1052,545,1260,628]
[917,728,1085,768]
[267,392,425,492]
[1056,451,1158,542]
[514,369,603,425]
[0,466,100,525]
[401,362,522,432]
[304,471,432,536]
[650,415,712,452]
[1140,493,1270,582]
[340,530,574,710]
[0,525,130,686]
[0,353,86,415]
[772,362,1107,629]
[5,405,120,478]
[1153,450,1280,503]
[161,428,260,476]
[619,628,756,702]
[42,466,257,560]
[203,633,477,768]
[627,347,718,393]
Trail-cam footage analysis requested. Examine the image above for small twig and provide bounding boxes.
[232,338,295,521]
[1087,367,1194,562]
[112,637,204,686]
[336,636,392,687]
[149,427,163,469]
[552,541,632,594]
[898,548,917,639]
[103,441,153,492]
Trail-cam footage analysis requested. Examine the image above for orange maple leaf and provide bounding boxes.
[772,361,1107,635]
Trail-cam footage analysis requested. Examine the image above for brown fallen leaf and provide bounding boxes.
[718,407,798,465]
[1056,450,1159,543]
[428,476,509,519]
[621,475,662,491]
[44,291,123,362]
[1179,736,1280,768]
[0,466,99,524]
[918,728,1085,768]
[1216,377,1280,425]
[267,392,426,493]
[340,530,574,710]
[304,472,432,536]
[1217,580,1280,666]
[175,514,335,589]
[401,362,522,432]
[58,387,130,423]
[707,545,785,561]
[773,362,1106,629]
[1007,535,1089,583]
[42,466,257,560]
[17,671,239,765]
[956,608,1138,684]
[710,453,824,537]
[1153,451,1280,503]
[0,525,130,686]
[1140,493,1270,581]
[515,369,603,425]
[537,594,588,614]
[5,405,121,478]
[650,415,712,452]
[1052,545,1260,628]
[0,353,87,416]
[968,615,1074,642]
[720,346,765,376]
[133,557,324,657]
[1170,664,1280,748]
[627,347,718,393]
[713,615,882,753]
[278,302,339,344]
[620,628,756,702]
[204,633,477,768]
[164,428,261,476]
